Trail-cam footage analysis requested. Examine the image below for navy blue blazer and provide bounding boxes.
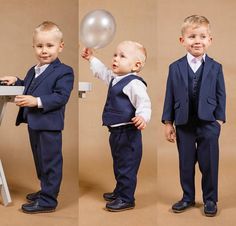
[162,55,226,125]
[15,58,74,130]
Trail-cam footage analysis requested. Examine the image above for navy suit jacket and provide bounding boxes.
[15,58,74,130]
[162,55,226,125]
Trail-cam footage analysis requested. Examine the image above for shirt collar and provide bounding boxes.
[34,64,50,75]
[112,72,137,84]
[187,53,206,64]
[114,72,137,81]
[114,72,137,79]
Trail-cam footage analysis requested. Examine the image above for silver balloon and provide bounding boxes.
[80,9,116,49]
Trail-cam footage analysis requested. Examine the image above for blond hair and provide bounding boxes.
[33,21,63,41]
[181,15,211,36]
[120,41,147,72]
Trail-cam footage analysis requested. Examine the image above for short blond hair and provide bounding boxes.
[181,15,211,36]
[33,21,63,41]
[120,40,147,72]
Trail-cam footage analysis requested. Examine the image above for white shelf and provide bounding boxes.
[79,82,92,98]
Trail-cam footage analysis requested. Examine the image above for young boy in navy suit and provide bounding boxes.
[0,21,74,213]
[81,41,151,212]
[162,15,226,217]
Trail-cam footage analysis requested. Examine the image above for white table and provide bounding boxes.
[0,86,24,206]
[0,86,24,125]
[79,82,92,98]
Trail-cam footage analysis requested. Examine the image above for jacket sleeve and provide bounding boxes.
[15,78,24,86]
[161,65,174,124]
[215,65,226,122]
[40,67,74,113]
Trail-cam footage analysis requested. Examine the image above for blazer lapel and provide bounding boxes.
[29,58,61,93]
[23,68,35,94]
[201,54,213,84]
[177,56,188,88]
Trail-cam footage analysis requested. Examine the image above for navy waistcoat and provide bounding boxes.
[102,74,146,126]
[188,63,204,119]
[23,73,38,120]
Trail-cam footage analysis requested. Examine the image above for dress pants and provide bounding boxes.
[28,126,62,207]
[176,120,221,203]
[108,125,142,203]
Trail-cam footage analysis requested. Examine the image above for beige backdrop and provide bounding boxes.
[79,0,158,225]
[0,1,78,226]
[157,0,236,226]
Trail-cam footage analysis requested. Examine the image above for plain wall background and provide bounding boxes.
[0,0,78,223]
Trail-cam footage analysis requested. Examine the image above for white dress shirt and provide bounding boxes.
[34,64,49,108]
[187,53,205,73]
[89,57,151,124]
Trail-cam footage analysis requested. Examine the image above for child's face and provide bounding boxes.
[112,43,140,75]
[180,25,212,58]
[33,31,64,66]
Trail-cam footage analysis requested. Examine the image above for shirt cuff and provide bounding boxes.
[37,97,43,108]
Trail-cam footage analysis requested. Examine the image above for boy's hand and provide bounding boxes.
[0,76,17,85]
[81,48,94,61]
[14,95,38,107]
[132,116,147,130]
[164,123,176,143]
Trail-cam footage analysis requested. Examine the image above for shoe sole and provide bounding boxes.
[105,206,135,212]
[22,209,56,214]
[205,212,217,217]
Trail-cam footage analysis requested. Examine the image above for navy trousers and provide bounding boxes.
[108,125,142,203]
[28,127,63,208]
[176,120,221,203]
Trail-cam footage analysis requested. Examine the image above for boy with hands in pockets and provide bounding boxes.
[162,15,226,217]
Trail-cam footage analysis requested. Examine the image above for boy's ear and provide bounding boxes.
[179,36,184,44]
[209,36,213,43]
[133,61,142,72]
[59,41,65,52]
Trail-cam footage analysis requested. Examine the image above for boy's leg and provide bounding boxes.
[176,124,197,203]
[197,121,220,203]
[109,132,120,196]
[28,127,42,180]
[109,127,142,203]
[36,130,63,208]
